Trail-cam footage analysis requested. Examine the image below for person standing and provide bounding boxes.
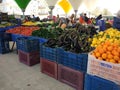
[79,13,85,24]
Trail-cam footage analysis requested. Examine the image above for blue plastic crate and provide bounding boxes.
[0,32,12,41]
[16,36,39,53]
[0,25,19,32]
[113,17,120,29]
[11,34,24,41]
[96,20,106,31]
[57,48,88,72]
[39,38,48,44]
[84,74,120,90]
[29,36,47,44]
[0,40,10,54]
[0,28,6,32]
[40,45,57,62]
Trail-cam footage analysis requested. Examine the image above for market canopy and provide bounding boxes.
[58,0,72,14]
[45,0,58,6]
[14,0,31,11]
[69,0,83,10]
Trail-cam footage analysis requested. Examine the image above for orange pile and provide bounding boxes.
[92,41,120,64]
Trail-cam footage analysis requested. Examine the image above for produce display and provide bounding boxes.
[22,21,37,26]
[0,22,16,27]
[32,27,63,39]
[91,28,120,47]
[6,26,39,36]
[92,41,120,64]
[43,24,97,53]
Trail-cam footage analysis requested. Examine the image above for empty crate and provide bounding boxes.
[58,64,84,90]
[40,58,58,79]
[84,74,120,90]
[18,50,40,66]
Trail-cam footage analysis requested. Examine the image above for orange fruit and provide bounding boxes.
[107,46,113,51]
[106,51,111,54]
[105,41,111,46]
[95,52,101,58]
[118,60,120,64]
[97,45,103,48]
[98,57,103,60]
[102,53,107,59]
[103,46,107,53]
[109,59,116,63]
[113,42,119,47]
[117,47,120,53]
[107,54,113,59]
[113,56,119,61]
[94,48,99,53]
[112,50,119,56]
[99,49,104,54]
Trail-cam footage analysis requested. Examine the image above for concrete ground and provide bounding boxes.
[0,42,75,90]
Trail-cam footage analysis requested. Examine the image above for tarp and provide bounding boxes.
[58,0,72,14]
[69,0,83,10]
[45,0,57,6]
[14,0,31,11]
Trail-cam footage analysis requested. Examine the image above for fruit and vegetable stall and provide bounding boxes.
[0,17,120,90]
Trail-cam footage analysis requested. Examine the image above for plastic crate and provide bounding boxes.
[29,37,47,44]
[87,53,120,85]
[0,25,19,32]
[11,34,24,41]
[0,32,11,41]
[0,40,10,54]
[113,17,120,29]
[18,50,40,66]
[39,38,48,44]
[58,64,84,90]
[0,28,6,32]
[84,74,120,90]
[41,58,58,79]
[57,48,88,72]
[96,20,106,31]
[40,45,57,62]
[16,37,39,52]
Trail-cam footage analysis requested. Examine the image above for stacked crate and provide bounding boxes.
[84,74,120,90]
[57,48,88,90]
[40,43,58,79]
[84,53,120,90]
[17,37,40,66]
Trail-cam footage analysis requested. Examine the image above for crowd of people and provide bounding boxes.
[22,13,113,30]
[56,13,96,29]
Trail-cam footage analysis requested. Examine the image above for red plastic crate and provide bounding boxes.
[40,58,58,79]
[58,64,84,90]
[18,50,40,66]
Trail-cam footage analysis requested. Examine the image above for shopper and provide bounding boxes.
[83,13,89,24]
[56,14,60,23]
[23,16,30,22]
[79,13,85,24]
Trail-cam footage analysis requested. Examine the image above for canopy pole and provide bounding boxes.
[22,9,25,20]
[49,6,54,19]
[74,10,78,19]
